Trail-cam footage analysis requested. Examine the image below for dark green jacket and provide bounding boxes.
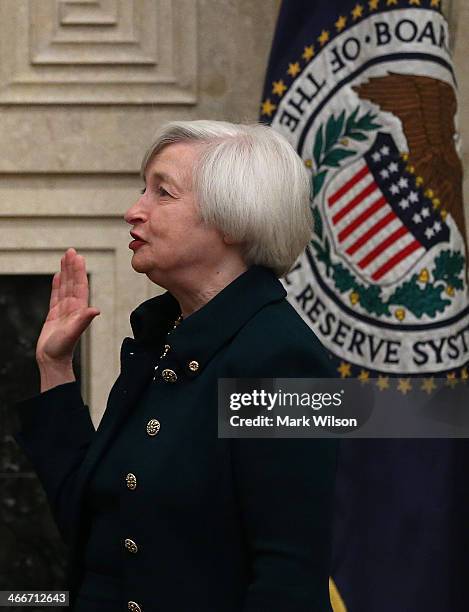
[15,265,337,612]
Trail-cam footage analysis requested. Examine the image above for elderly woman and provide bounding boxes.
[14,121,337,612]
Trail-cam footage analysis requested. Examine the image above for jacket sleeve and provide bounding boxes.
[13,381,96,544]
[227,343,338,612]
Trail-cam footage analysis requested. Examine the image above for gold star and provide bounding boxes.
[387,0,398,5]
[335,15,347,31]
[431,0,440,6]
[409,0,420,4]
[287,62,301,77]
[352,3,364,19]
[260,99,277,117]
[421,377,436,395]
[445,372,458,388]
[397,378,412,394]
[318,30,330,46]
[369,0,379,9]
[338,362,352,378]
[358,369,370,384]
[461,367,469,382]
[272,80,287,96]
[376,375,390,391]
[302,45,315,61]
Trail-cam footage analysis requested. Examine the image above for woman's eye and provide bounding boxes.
[140,185,171,197]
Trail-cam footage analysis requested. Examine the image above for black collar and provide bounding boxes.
[129,265,286,376]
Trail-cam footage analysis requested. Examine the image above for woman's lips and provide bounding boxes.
[129,239,146,250]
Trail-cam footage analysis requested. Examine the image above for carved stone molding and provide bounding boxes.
[59,0,118,27]
[0,174,140,217]
[0,0,197,104]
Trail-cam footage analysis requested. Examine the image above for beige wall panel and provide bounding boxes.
[0,174,139,216]
[0,0,196,105]
[0,0,279,172]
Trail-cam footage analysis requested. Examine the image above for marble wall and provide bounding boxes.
[0,276,80,606]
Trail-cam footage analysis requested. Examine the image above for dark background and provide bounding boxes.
[0,275,81,610]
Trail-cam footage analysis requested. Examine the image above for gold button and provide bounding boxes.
[188,360,199,372]
[128,602,142,612]
[125,473,137,490]
[146,418,160,436]
[161,368,177,383]
[124,538,138,553]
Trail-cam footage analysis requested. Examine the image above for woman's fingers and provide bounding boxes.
[58,253,67,302]
[76,307,101,335]
[56,248,83,304]
[53,247,96,317]
[73,253,89,304]
[49,272,60,310]
[60,307,101,351]
[65,248,75,299]
[39,249,100,364]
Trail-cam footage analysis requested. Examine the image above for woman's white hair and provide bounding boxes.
[141,120,312,278]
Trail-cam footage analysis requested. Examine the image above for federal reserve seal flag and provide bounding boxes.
[261,1,469,610]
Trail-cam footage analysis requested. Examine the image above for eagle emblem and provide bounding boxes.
[354,74,466,255]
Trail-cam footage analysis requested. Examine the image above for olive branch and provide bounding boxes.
[311,106,381,197]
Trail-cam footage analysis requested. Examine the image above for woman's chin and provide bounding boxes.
[130,255,148,274]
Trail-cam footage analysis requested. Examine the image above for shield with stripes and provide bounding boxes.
[324,132,449,286]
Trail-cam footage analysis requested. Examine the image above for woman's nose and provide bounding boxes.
[124,197,145,225]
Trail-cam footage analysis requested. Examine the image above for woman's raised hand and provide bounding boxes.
[36,248,100,391]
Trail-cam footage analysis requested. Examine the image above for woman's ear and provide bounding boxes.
[223,234,238,245]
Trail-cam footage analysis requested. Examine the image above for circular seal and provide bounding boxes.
[265,5,469,374]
